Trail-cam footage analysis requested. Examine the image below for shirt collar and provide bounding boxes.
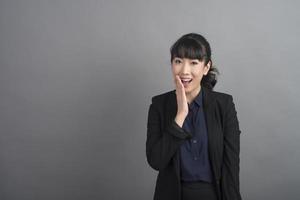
[188,88,203,110]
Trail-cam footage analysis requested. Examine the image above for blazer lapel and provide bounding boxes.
[202,86,219,181]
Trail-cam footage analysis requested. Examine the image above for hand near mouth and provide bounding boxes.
[174,75,189,127]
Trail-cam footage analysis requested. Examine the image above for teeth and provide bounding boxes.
[181,78,192,84]
[181,78,192,81]
[181,79,192,82]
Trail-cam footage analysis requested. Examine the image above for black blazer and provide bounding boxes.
[146,86,242,200]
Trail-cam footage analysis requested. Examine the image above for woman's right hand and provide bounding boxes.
[174,75,189,127]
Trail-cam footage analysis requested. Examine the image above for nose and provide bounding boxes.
[181,61,190,74]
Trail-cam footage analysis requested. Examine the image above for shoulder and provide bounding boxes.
[148,90,176,112]
[211,90,233,102]
[207,88,237,113]
[211,90,238,115]
[150,89,175,104]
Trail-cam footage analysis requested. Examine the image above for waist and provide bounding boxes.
[181,180,214,189]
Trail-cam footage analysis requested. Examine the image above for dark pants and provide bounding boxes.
[181,180,218,200]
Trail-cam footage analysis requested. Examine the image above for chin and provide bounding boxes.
[184,87,193,93]
[185,86,198,92]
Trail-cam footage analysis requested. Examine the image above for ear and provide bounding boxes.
[204,61,211,75]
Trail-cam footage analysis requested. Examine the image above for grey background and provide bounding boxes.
[0,0,299,199]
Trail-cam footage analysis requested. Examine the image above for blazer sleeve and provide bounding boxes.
[221,95,242,200]
[146,97,192,171]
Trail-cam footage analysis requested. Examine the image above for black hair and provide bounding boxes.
[170,33,219,90]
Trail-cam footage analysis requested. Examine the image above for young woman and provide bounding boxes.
[146,33,242,200]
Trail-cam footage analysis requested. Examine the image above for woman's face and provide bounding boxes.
[171,57,211,94]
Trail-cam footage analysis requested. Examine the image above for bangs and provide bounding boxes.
[170,38,207,62]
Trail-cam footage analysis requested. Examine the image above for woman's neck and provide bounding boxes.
[186,86,201,104]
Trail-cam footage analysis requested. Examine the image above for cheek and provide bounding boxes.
[171,65,180,75]
[192,70,203,78]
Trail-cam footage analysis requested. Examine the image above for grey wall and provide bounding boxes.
[1,0,299,199]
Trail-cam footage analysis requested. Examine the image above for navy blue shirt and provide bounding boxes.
[179,88,213,183]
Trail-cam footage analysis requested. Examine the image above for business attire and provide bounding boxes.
[179,88,213,183]
[146,85,242,200]
[179,88,217,200]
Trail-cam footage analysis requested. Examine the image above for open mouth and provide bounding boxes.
[180,79,193,84]
[180,78,193,87]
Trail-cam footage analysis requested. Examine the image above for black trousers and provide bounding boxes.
[181,180,218,200]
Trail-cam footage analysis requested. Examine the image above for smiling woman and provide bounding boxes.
[170,33,219,92]
[146,33,242,200]
[171,57,210,103]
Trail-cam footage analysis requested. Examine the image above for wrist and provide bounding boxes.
[174,114,186,127]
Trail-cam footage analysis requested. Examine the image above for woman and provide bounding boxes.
[146,33,242,200]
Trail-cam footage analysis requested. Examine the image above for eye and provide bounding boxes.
[191,61,198,65]
[174,59,181,64]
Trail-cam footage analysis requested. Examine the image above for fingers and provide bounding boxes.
[175,75,187,104]
[175,75,183,90]
[174,75,188,116]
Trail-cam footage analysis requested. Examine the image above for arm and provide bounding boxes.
[221,95,242,200]
[146,99,192,171]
